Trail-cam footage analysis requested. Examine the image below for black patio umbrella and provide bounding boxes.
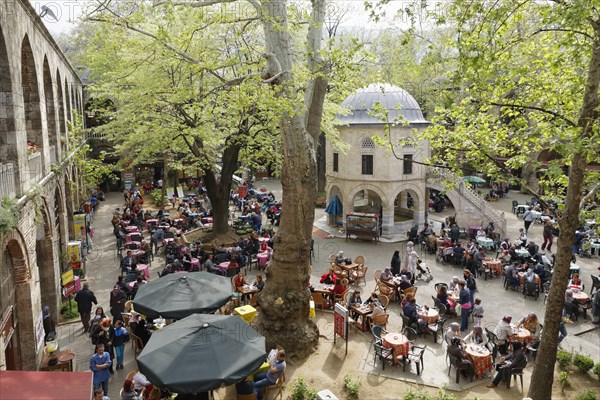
[133,272,232,320]
[137,314,266,393]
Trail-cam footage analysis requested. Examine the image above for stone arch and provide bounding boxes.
[35,197,60,320]
[328,184,343,204]
[21,35,44,159]
[64,172,75,239]
[1,229,34,370]
[54,184,67,250]
[348,183,389,211]
[43,56,58,153]
[65,79,71,124]
[55,69,66,157]
[0,24,18,182]
[426,182,461,217]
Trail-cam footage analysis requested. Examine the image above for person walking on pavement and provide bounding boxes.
[109,285,127,322]
[522,207,534,233]
[75,283,97,333]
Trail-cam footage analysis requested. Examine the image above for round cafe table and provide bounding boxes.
[509,327,531,346]
[465,343,493,378]
[417,308,439,325]
[382,333,410,365]
[257,252,270,267]
[572,291,589,304]
[483,258,502,275]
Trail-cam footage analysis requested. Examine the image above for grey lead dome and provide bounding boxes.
[338,83,429,125]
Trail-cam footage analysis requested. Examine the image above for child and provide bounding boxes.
[112,319,129,370]
[472,298,484,327]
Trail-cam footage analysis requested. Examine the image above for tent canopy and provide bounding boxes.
[325,195,343,216]
[0,370,93,400]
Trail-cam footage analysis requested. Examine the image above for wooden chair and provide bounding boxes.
[129,331,144,355]
[341,278,349,287]
[377,282,395,300]
[352,265,368,286]
[264,370,285,399]
[250,292,261,311]
[378,294,390,310]
[332,265,347,279]
[237,394,258,400]
[334,288,349,305]
[353,255,365,265]
[403,287,418,299]
[373,269,382,285]
[372,313,389,330]
[328,253,337,264]
[125,300,134,312]
[311,292,327,310]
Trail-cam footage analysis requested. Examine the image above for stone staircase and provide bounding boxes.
[426,167,507,236]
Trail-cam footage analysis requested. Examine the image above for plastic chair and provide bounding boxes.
[371,325,386,344]
[373,343,394,370]
[447,353,473,384]
[428,317,447,343]
[405,345,426,375]
[512,200,519,214]
[590,274,600,295]
[400,314,418,341]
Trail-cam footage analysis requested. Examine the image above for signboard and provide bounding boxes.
[62,276,80,297]
[333,303,349,354]
[61,270,74,286]
[35,314,44,352]
[67,241,82,264]
[73,214,87,244]
[238,185,247,199]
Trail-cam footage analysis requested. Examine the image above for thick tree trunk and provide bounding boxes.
[253,0,326,361]
[528,22,600,400]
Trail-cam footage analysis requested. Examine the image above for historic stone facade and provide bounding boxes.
[1,0,84,370]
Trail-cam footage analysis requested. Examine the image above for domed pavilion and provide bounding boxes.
[325,83,431,237]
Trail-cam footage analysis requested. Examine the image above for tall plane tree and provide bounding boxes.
[414,2,600,398]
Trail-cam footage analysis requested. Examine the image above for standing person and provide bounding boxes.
[390,250,401,276]
[463,270,477,305]
[523,207,534,233]
[472,298,484,327]
[113,319,129,370]
[110,285,127,322]
[74,283,98,333]
[90,344,112,396]
[91,318,115,374]
[541,220,554,252]
[407,250,419,285]
[457,282,471,332]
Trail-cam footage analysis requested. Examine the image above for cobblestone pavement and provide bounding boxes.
[55,184,599,399]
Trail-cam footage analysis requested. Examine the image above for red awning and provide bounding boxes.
[0,370,93,400]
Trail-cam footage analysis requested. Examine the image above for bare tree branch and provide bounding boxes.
[488,101,577,127]
[580,182,600,209]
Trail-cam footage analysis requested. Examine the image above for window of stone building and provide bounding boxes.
[361,138,375,150]
[403,154,413,175]
[333,153,339,172]
[362,154,373,175]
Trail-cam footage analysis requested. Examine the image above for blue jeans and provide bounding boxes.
[115,345,124,366]
[254,372,274,400]
[469,289,476,305]
[94,379,108,396]
[558,324,568,343]
[460,307,470,331]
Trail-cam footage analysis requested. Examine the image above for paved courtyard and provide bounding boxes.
[55,182,599,399]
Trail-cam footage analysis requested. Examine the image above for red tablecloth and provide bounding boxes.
[125,225,138,233]
[465,344,493,378]
[383,333,410,364]
[137,264,150,280]
[484,259,502,275]
[509,327,531,346]
[257,252,270,267]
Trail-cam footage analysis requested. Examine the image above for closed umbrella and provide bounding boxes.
[133,272,232,320]
[137,314,266,393]
[325,195,343,216]
[462,175,486,184]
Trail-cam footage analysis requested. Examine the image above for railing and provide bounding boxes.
[27,151,43,183]
[0,163,16,198]
[427,167,507,234]
[85,130,106,140]
[48,145,56,165]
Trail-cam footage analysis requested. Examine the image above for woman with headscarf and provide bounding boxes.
[493,316,514,355]
[464,326,487,345]
[524,268,535,283]
[445,322,463,345]
[487,341,528,388]
[517,313,541,347]
[335,251,345,265]
[449,276,460,293]
[390,250,401,276]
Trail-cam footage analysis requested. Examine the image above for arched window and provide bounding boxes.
[361,138,375,150]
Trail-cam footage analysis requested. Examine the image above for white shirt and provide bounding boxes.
[133,371,151,391]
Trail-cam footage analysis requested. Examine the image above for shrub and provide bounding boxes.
[60,301,79,320]
[343,374,361,399]
[150,189,167,207]
[573,354,595,373]
[403,388,457,400]
[290,377,318,400]
[557,349,573,369]
[559,371,572,393]
[575,389,598,400]
[593,362,600,376]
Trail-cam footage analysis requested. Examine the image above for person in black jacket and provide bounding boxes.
[109,285,127,322]
[74,283,97,332]
[390,250,401,276]
[487,341,528,388]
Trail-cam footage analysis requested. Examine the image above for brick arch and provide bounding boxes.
[43,57,58,151]
[21,34,44,156]
[2,229,30,284]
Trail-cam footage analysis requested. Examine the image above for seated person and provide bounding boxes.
[379,267,395,285]
[319,269,337,285]
[253,274,265,291]
[493,316,514,355]
[335,251,346,266]
[399,267,413,283]
[204,254,219,274]
[330,279,347,302]
[131,313,152,346]
[365,302,385,331]
[568,273,582,288]
[464,326,488,346]
[254,350,286,399]
[398,275,412,292]
[364,292,382,308]
[233,272,248,291]
[449,276,461,293]
[437,285,455,311]
[516,313,541,348]
[447,338,475,378]
[132,370,152,394]
[476,228,486,238]
[403,297,425,333]
[564,289,580,319]
[505,263,519,290]
[487,341,528,388]
[445,322,463,345]
[348,290,362,319]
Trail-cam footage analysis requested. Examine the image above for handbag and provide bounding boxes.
[456,306,462,317]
